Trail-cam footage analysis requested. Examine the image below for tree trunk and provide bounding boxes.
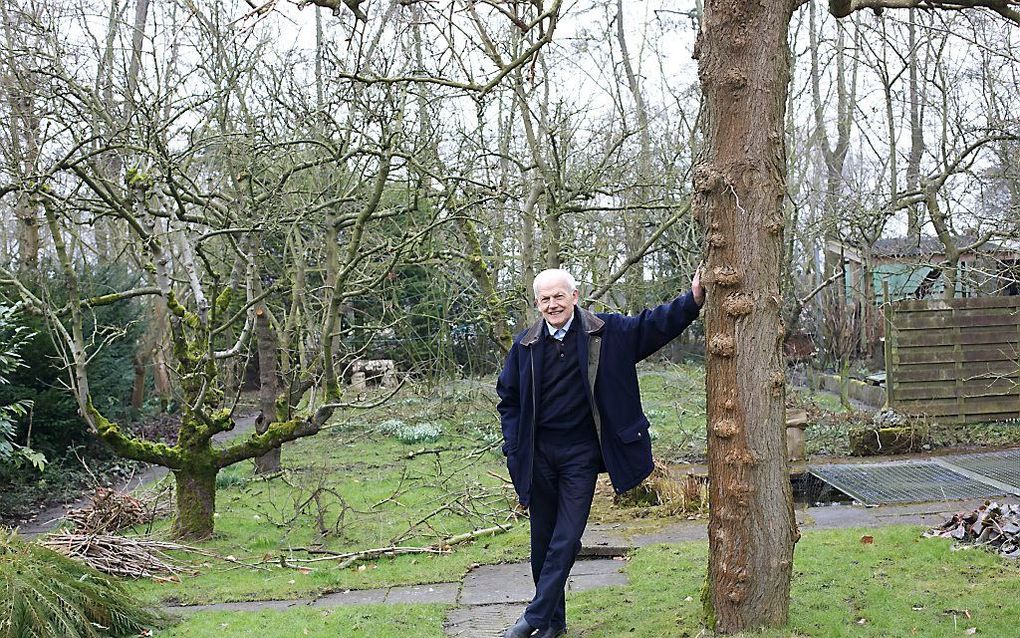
[695,0,798,632]
[254,301,281,474]
[905,9,924,240]
[809,3,855,286]
[14,194,40,273]
[151,297,172,411]
[172,466,217,540]
[131,352,146,413]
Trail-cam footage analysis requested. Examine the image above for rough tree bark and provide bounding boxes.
[905,9,925,240]
[254,291,282,474]
[694,0,798,631]
[693,0,1019,631]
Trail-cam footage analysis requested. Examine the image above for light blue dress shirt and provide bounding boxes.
[545,314,574,341]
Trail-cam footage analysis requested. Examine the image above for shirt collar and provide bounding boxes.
[545,312,574,339]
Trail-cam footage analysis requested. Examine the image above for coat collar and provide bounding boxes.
[521,306,605,347]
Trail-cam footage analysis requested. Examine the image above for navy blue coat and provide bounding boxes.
[496,291,701,507]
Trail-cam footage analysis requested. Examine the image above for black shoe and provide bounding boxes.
[534,625,567,638]
[503,615,538,638]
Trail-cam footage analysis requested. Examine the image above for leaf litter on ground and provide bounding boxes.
[924,501,1020,559]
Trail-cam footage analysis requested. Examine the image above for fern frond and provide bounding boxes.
[0,530,165,638]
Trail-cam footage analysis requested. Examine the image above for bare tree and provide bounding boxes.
[695,0,1019,631]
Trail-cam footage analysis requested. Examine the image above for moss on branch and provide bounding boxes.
[166,290,200,331]
[215,418,319,468]
[87,400,183,468]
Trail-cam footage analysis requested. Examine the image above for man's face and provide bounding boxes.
[535,278,579,329]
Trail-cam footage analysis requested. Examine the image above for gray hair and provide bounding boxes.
[532,268,577,298]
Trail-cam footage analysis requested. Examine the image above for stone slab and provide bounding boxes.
[630,520,708,546]
[458,558,626,607]
[459,562,534,605]
[166,598,311,616]
[567,558,626,576]
[385,582,460,604]
[444,603,520,638]
[310,588,388,607]
[800,504,881,530]
[580,524,630,557]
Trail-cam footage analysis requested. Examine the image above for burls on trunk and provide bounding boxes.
[694,0,799,632]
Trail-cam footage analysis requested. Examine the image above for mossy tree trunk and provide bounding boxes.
[172,462,217,539]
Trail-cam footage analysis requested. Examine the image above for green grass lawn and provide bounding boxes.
[130,368,715,606]
[572,525,1020,637]
[127,400,530,605]
[158,604,447,637]
[124,364,1017,612]
[156,525,1020,637]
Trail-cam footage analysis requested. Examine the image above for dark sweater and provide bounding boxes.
[536,316,596,444]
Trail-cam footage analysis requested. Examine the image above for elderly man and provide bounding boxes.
[496,268,705,638]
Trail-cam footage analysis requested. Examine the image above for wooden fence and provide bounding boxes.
[885,295,1020,424]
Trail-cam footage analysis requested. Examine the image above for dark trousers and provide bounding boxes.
[524,433,601,629]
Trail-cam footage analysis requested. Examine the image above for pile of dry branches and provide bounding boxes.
[65,487,173,534]
[924,501,1020,559]
[40,534,208,579]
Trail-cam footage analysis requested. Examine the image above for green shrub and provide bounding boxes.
[0,304,39,469]
[216,465,251,489]
[0,264,147,458]
[0,530,165,637]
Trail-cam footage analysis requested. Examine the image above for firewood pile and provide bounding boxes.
[39,533,214,579]
[65,487,172,534]
[924,501,1020,559]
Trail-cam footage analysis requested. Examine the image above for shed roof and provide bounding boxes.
[872,236,1013,258]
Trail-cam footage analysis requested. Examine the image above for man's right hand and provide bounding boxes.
[692,266,706,307]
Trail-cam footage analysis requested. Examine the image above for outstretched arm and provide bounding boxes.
[627,270,705,361]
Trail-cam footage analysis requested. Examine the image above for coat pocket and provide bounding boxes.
[617,418,650,444]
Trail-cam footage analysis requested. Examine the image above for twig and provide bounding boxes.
[274,523,515,569]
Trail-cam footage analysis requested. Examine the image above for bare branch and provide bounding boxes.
[829,0,1020,25]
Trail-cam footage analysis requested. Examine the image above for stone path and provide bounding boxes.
[166,557,629,638]
[161,495,1019,637]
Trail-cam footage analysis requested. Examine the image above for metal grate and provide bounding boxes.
[942,449,1020,492]
[809,461,1010,505]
